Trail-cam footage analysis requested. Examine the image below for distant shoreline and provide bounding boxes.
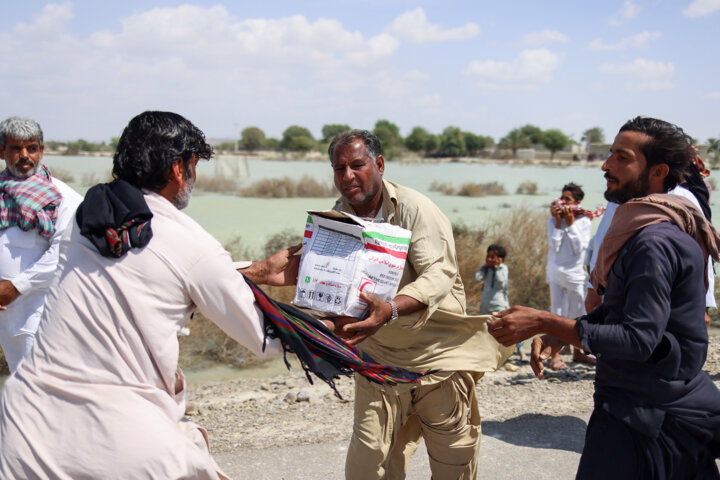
[45,149,606,169]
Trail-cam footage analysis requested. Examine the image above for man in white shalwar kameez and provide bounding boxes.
[0,116,83,371]
[0,111,298,479]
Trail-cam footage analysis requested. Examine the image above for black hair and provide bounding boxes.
[112,111,213,190]
[619,116,692,191]
[487,244,507,259]
[561,182,585,202]
[328,129,383,162]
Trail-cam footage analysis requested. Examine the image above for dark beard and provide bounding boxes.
[604,169,651,204]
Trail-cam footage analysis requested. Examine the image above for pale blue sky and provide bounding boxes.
[3,1,719,143]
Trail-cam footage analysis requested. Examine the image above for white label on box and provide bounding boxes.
[294,210,411,318]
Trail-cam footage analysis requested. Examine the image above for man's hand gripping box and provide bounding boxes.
[293,210,411,318]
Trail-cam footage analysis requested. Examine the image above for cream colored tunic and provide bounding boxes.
[0,192,281,479]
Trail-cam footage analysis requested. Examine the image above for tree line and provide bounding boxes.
[222,121,606,161]
[46,123,720,163]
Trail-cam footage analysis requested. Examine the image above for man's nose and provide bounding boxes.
[341,166,353,181]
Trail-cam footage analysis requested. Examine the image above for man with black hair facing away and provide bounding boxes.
[488,116,720,479]
[0,111,299,479]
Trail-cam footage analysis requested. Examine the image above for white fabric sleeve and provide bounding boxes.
[547,218,564,253]
[565,218,592,256]
[186,249,282,359]
[10,196,77,294]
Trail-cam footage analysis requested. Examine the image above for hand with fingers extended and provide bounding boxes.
[530,335,566,379]
[238,244,302,286]
[332,292,393,345]
[486,306,546,347]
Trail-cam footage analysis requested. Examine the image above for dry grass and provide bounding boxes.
[194,175,240,193]
[238,175,337,198]
[49,167,75,184]
[456,207,550,313]
[457,182,506,197]
[429,181,457,195]
[515,181,539,195]
[178,229,302,367]
[430,181,506,197]
[81,171,113,186]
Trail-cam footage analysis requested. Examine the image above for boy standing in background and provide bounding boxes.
[475,245,526,361]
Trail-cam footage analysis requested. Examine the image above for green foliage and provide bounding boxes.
[321,124,351,142]
[240,126,266,152]
[374,119,403,160]
[463,132,488,154]
[216,141,237,151]
[64,139,111,154]
[265,138,280,150]
[519,124,543,144]
[425,134,440,153]
[405,126,434,154]
[581,127,605,145]
[541,129,570,160]
[109,137,120,151]
[499,128,532,156]
[440,126,466,156]
[280,125,316,152]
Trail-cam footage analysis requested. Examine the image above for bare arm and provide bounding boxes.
[486,306,582,349]
[238,244,302,286]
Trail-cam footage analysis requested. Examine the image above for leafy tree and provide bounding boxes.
[425,134,440,153]
[293,136,316,153]
[405,127,431,153]
[542,129,571,160]
[280,125,315,152]
[440,126,466,157]
[265,138,280,150]
[374,119,403,159]
[463,132,488,155]
[519,124,543,144]
[109,137,120,150]
[581,127,605,146]
[499,128,532,157]
[321,124,351,142]
[216,141,237,151]
[240,126,266,152]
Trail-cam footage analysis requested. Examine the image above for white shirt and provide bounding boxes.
[0,191,281,479]
[0,177,82,335]
[669,185,716,308]
[546,215,592,284]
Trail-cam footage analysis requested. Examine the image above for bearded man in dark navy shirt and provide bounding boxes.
[488,116,720,480]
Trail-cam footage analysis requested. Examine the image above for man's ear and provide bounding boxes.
[651,163,669,180]
[375,154,385,176]
[168,159,185,184]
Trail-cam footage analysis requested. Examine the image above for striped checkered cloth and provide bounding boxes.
[244,276,430,398]
[0,164,61,238]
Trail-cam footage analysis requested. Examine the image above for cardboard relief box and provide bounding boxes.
[293,210,412,318]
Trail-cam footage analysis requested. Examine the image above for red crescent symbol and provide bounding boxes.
[359,281,373,292]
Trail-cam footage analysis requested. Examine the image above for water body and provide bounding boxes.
[46,155,715,253]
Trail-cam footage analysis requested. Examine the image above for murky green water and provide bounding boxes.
[46,154,719,252]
